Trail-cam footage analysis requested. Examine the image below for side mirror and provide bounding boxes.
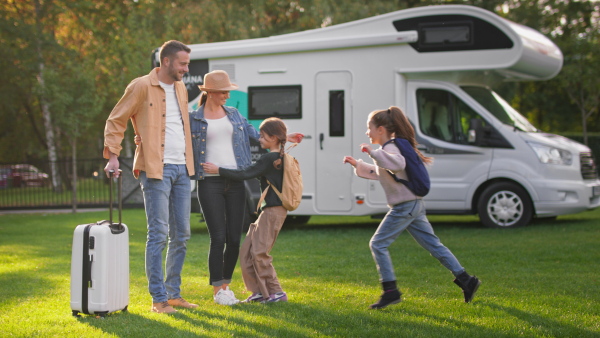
[468,118,513,149]
[468,118,484,145]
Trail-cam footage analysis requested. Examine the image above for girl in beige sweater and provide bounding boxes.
[343,106,480,309]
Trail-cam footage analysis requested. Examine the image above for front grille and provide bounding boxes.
[580,152,598,180]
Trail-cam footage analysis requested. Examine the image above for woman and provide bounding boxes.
[203,117,292,303]
[189,70,302,305]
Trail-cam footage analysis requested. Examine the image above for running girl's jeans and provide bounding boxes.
[369,199,465,283]
[197,176,246,286]
[240,206,287,297]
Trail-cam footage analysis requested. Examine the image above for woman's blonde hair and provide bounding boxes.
[369,106,432,164]
[259,117,288,169]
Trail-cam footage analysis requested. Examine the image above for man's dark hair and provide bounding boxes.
[159,40,191,65]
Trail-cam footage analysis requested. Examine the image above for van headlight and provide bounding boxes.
[527,142,572,165]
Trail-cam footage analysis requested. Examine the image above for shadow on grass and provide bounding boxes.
[81,300,587,337]
[479,301,597,337]
[227,301,503,337]
[181,305,331,337]
[79,310,220,337]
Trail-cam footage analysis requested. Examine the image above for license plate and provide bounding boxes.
[593,186,600,197]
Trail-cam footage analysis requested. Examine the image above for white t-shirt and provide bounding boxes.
[159,81,186,164]
[205,116,237,176]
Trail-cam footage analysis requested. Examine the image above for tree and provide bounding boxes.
[0,1,50,162]
[1,0,599,172]
[34,0,65,192]
[0,0,67,190]
[552,1,600,143]
[502,0,599,136]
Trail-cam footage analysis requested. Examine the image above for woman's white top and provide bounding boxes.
[205,116,238,176]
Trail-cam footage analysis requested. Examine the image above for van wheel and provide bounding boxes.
[477,182,533,228]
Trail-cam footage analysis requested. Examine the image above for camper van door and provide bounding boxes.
[315,71,353,212]
[408,81,494,212]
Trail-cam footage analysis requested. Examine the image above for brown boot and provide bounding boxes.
[168,297,199,309]
[151,301,177,313]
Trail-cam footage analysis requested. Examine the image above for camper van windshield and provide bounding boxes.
[461,86,537,133]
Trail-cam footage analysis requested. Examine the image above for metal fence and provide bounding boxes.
[0,158,143,210]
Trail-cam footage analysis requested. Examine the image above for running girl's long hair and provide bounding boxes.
[259,117,288,169]
[368,106,433,165]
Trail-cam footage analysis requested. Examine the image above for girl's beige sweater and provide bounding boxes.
[354,142,421,206]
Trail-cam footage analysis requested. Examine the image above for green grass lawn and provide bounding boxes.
[1,209,599,337]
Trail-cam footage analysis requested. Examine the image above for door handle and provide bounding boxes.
[319,133,324,150]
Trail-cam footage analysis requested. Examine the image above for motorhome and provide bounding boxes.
[154,5,600,228]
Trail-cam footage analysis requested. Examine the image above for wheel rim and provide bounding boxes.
[486,190,523,227]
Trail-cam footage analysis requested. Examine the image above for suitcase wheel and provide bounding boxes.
[72,310,80,317]
[122,305,128,312]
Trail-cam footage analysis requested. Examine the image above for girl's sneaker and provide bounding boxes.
[262,292,288,303]
[214,289,238,306]
[225,286,240,304]
[243,293,264,303]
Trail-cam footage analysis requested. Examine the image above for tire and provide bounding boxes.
[477,182,533,228]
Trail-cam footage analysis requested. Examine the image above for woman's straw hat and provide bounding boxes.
[199,70,239,91]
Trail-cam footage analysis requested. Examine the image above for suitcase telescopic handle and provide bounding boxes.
[108,170,125,234]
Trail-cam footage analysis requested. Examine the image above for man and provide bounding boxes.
[104,40,197,314]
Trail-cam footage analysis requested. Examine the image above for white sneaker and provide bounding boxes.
[225,286,240,304]
[214,289,238,306]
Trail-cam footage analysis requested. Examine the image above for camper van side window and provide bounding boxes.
[417,89,487,144]
[248,85,302,119]
[419,21,472,47]
[393,15,513,52]
[329,90,345,137]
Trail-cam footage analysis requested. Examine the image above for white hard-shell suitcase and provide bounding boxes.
[70,171,129,317]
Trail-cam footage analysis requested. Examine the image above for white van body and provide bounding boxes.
[161,5,600,227]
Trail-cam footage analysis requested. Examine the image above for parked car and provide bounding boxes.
[0,164,50,188]
[0,167,10,189]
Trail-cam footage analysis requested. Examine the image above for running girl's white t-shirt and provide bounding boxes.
[159,81,186,164]
[205,116,237,176]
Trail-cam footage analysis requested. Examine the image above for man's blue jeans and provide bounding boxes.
[139,164,191,303]
[369,199,465,283]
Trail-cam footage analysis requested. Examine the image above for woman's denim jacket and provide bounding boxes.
[189,105,260,180]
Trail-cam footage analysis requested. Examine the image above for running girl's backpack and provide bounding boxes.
[385,138,430,197]
[257,144,303,211]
